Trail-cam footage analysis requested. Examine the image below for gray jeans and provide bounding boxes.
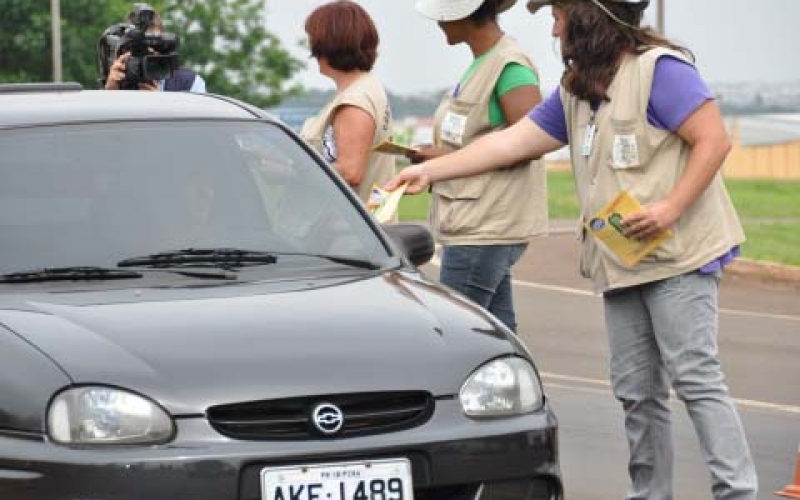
[604,272,758,500]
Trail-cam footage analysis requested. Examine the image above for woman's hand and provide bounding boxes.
[623,199,679,240]
[384,164,430,195]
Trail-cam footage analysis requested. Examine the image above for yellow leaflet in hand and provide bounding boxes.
[371,139,419,156]
[368,182,409,224]
[585,190,672,266]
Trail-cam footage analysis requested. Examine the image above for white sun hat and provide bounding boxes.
[415,0,518,22]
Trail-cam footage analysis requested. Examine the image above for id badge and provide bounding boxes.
[440,111,468,146]
[612,134,640,169]
[581,123,597,157]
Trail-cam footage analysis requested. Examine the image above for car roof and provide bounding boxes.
[0,86,271,127]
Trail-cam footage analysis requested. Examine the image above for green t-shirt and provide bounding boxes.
[459,52,539,127]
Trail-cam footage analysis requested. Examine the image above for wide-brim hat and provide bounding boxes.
[415,0,518,22]
[527,0,650,14]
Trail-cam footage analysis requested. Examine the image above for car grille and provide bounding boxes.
[207,391,434,440]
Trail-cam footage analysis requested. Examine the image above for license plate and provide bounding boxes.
[261,458,413,500]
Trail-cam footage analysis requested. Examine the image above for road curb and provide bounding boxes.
[726,258,800,288]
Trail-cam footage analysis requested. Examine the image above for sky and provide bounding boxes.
[265,0,800,96]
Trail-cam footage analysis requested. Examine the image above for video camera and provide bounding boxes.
[97,3,179,89]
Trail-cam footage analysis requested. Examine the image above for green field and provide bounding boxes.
[398,170,800,267]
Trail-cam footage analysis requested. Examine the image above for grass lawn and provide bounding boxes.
[741,223,800,267]
[728,178,800,266]
[397,192,430,222]
[398,169,800,267]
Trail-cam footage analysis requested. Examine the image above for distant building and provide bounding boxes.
[728,114,800,146]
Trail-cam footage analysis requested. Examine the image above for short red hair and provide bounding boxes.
[305,1,379,72]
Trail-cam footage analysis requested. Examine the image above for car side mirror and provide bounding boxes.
[383,223,435,267]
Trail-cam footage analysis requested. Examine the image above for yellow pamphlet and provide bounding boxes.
[585,191,672,266]
[367,182,409,223]
[372,139,418,156]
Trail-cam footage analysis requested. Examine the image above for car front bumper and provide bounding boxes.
[0,400,561,500]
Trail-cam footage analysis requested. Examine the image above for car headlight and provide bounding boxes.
[48,386,174,445]
[460,357,543,417]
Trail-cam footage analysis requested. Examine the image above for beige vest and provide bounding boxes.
[562,47,745,292]
[300,73,395,205]
[429,36,548,245]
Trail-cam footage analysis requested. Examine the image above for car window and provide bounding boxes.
[0,121,388,274]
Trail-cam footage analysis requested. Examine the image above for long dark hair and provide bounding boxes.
[555,0,692,103]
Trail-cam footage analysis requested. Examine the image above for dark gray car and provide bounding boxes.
[0,85,561,500]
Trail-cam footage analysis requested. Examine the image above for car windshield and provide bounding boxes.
[0,120,389,274]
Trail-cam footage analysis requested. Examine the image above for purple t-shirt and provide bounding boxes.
[529,56,739,271]
[529,55,713,141]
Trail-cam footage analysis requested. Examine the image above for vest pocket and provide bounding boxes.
[641,226,685,264]
[603,119,683,263]
[432,171,490,200]
[438,98,481,148]
[606,118,654,172]
[432,173,492,235]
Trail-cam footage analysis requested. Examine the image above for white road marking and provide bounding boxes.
[511,279,598,297]
[541,372,800,415]
[718,308,800,323]
[545,382,611,398]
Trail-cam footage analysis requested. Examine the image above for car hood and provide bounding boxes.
[0,271,518,415]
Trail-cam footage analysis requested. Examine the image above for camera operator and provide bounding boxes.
[102,4,206,92]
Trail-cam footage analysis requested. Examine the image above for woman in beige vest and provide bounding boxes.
[301,1,395,205]
[388,1,758,498]
[410,0,547,333]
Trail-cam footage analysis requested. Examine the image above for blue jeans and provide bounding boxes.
[440,244,528,332]
[604,272,758,500]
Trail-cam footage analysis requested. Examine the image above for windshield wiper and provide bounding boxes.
[277,253,390,270]
[315,254,386,270]
[117,248,278,270]
[0,266,143,283]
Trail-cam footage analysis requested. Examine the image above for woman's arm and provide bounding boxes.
[497,61,542,124]
[498,84,542,124]
[386,117,564,193]
[624,99,731,239]
[331,104,376,187]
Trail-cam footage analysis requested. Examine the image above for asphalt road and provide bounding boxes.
[421,232,800,500]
